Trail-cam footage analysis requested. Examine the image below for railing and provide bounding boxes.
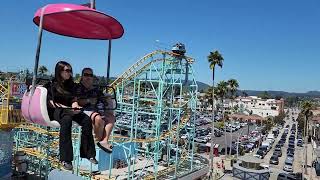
[233,163,270,180]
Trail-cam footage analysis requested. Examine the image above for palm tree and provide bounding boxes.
[205,86,221,110]
[215,81,228,156]
[207,50,224,178]
[227,79,239,156]
[204,87,213,110]
[301,100,313,174]
[228,79,239,99]
[38,65,48,76]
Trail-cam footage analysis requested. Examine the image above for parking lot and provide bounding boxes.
[211,124,257,148]
[194,117,259,153]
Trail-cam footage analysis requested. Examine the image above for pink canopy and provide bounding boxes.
[33,4,124,40]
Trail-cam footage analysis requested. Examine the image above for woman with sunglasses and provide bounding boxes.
[44,61,98,170]
[75,67,115,153]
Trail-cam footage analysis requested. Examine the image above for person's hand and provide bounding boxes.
[72,102,82,114]
[73,106,82,114]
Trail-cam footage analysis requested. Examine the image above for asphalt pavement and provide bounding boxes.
[261,108,301,179]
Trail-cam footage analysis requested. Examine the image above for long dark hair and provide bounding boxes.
[54,61,74,94]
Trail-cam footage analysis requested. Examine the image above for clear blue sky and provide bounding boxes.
[1,0,320,93]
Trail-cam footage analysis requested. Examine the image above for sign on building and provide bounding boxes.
[10,83,27,98]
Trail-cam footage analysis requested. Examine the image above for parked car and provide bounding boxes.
[270,155,279,165]
[287,152,294,158]
[221,147,237,155]
[287,147,295,154]
[275,145,282,151]
[274,149,282,157]
[285,157,294,166]
[277,172,305,180]
[194,138,207,143]
[288,143,295,149]
[255,149,266,159]
[283,164,293,172]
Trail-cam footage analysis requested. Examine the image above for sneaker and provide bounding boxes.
[61,161,73,170]
[89,157,98,164]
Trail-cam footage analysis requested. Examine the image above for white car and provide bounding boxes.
[240,122,247,127]
[260,164,270,171]
[283,165,293,172]
[194,138,207,143]
[253,154,263,159]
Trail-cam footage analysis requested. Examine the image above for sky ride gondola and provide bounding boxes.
[21,2,124,128]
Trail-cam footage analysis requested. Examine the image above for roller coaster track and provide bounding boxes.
[1,80,27,129]
[19,147,101,178]
[0,83,7,98]
[110,50,194,89]
[1,109,25,129]
[109,58,163,93]
[143,141,190,180]
[19,147,60,169]
[17,124,81,138]
[103,50,195,143]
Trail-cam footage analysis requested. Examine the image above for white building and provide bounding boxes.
[231,96,285,118]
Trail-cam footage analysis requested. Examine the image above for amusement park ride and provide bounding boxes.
[0,1,209,180]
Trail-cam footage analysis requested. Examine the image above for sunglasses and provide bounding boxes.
[83,73,93,77]
[64,69,72,73]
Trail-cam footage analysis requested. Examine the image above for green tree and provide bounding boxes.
[38,65,48,76]
[215,121,225,129]
[261,117,274,134]
[207,50,224,178]
[274,113,285,125]
[215,81,228,156]
[301,100,314,174]
[285,96,299,108]
[258,91,272,99]
[227,78,239,156]
[275,95,283,100]
[227,79,239,102]
[74,73,81,83]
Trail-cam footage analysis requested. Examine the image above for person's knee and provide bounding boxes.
[94,115,106,129]
[95,115,104,123]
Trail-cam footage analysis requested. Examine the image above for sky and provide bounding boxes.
[1,0,320,93]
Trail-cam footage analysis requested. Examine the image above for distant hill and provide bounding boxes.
[95,78,320,98]
[241,90,320,98]
[197,81,210,91]
[196,81,320,98]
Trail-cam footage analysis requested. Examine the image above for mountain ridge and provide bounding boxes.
[197,82,320,98]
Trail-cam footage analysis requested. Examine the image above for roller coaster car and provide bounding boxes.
[171,43,186,56]
[21,3,124,128]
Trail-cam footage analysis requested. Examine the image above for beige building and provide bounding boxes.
[232,96,285,118]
